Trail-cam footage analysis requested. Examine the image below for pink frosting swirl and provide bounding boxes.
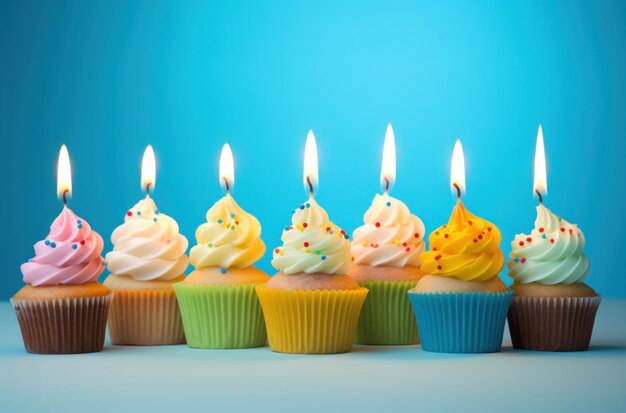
[20,207,105,286]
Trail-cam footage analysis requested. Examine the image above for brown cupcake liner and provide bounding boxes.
[107,288,185,345]
[507,295,602,351]
[11,294,113,354]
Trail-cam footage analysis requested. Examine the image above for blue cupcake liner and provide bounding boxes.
[408,290,513,353]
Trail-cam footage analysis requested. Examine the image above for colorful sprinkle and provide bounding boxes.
[155,210,160,214]
[208,242,213,247]
[326,227,331,232]
[230,212,236,218]
[362,242,368,247]
[303,242,310,247]
[80,240,85,245]
[316,250,321,255]
[405,247,411,252]
[394,240,400,245]
[329,230,334,235]
[230,225,235,230]
[305,248,310,253]
[542,234,547,239]
[437,265,442,270]
[77,219,82,224]
[561,228,566,232]
[520,258,527,263]
[235,220,239,225]
[375,222,381,228]
[519,241,525,246]
[550,239,555,243]
[526,237,532,242]
[344,234,349,239]
[137,211,142,216]
[279,251,284,256]
[218,219,223,224]
[386,201,391,207]
[514,258,519,263]
[72,244,77,249]
[45,240,50,245]
[220,268,227,274]
[402,242,408,247]
[50,242,56,248]
[539,227,545,233]
[127,211,132,217]
[433,247,438,251]
[340,229,345,235]
[473,239,478,243]
[414,233,420,238]
[321,256,327,260]
[274,248,279,254]
[487,227,492,232]
[153,217,158,222]
[444,234,449,239]
[305,203,311,208]
[468,220,473,225]
[434,254,442,260]
[478,234,483,240]
[303,222,308,228]
[299,205,305,210]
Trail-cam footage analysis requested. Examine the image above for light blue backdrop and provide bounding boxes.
[1,0,624,299]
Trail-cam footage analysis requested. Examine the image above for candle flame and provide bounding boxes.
[450,140,466,196]
[220,143,235,192]
[57,144,72,200]
[303,130,318,196]
[380,123,396,193]
[533,125,547,197]
[141,145,156,193]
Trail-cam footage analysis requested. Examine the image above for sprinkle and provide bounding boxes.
[375,222,381,228]
[153,218,158,222]
[569,229,573,234]
[526,237,532,242]
[77,224,83,229]
[303,222,308,228]
[220,268,227,274]
[433,247,438,251]
[230,225,235,230]
[80,240,85,245]
[284,226,290,231]
[305,248,310,253]
[329,230,334,235]
[305,203,311,208]
[519,241,524,246]
[550,239,555,243]
[50,242,56,248]
[386,201,391,207]
[434,254,442,260]
[137,211,142,216]
[444,234,449,239]
[304,242,310,247]
[468,220,472,225]
[414,233,420,238]
[235,221,239,225]
[487,227,492,232]
[45,240,51,245]
[77,219,82,224]
[539,227,544,233]
[326,227,331,232]
[520,258,526,263]
[279,251,284,256]
[402,242,408,247]
[437,265,442,270]
[72,244,77,249]
[321,256,327,260]
[478,234,483,240]
[155,210,160,214]
[542,234,547,239]
[435,231,440,235]
[316,250,321,255]
[560,228,565,232]
[208,242,213,247]
[274,248,279,254]
[514,258,519,263]
[299,205,305,210]
[405,247,411,252]
[344,234,349,239]
[217,219,223,224]
[340,229,346,235]
[127,211,132,217]
[362,242,368,247]
[473,239,478,243]
[230,212,236,218]
[351,256,355,261]
[394,240,400,245]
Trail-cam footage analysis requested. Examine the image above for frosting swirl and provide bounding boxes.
[106,197,189,281]
[507,204,590,285]
[189,193,266,269]
[272,198,352,275]
[421,202,503,282]
[351,193,425,267]
[21,207,105,286]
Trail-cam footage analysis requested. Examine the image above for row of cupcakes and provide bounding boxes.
[13,126,600,355]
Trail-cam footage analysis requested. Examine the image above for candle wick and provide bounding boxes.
[535,189,543,205]
[453,183,461,201]
[62,189,69,206]
[306,176,314,196]
[384,177,390,194]
[145,183,152,197]
[222,177,230,193]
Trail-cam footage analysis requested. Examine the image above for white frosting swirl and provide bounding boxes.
[271,197,352,275]
[351,193,425,267]
[106,197,189,281]
[189,193,266,269]
[507,204,590,285]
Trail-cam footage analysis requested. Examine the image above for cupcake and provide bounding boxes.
[13,207,112,354]
[507,204,600,351]
[408,201,513,353]
[174,192,269,349]
[349,193,425,345]
[257,197,368,354]
[104,196,189,345]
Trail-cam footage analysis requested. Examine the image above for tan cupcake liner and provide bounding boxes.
[107,288,185,345]
[507,295,602,351]
[11,294,113,354]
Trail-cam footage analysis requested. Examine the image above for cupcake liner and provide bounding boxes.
[11,294,113,354]
[508,295,602,351]
[256,285,368,354]
[107,288,185,345]
[174,283,267,349]
[355,281,419,345]
[408,290,513,353]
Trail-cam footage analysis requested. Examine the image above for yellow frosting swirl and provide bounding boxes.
[421,202,503,282]
[189,193,266,269]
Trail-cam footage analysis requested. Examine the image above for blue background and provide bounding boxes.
[1,0,624,299]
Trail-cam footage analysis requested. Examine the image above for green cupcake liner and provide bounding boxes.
[173,283,267,349]
[355,280,419,345]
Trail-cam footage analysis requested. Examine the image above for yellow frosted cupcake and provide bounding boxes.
[174,191,269,349]
[257,197,368,354]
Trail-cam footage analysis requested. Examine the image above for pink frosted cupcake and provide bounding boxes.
[13,207,113,354]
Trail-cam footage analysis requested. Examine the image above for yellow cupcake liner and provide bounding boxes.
[256,285,368,354]
[107,288,185,345]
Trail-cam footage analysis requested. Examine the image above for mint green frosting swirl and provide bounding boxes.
[507,204,590,285]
